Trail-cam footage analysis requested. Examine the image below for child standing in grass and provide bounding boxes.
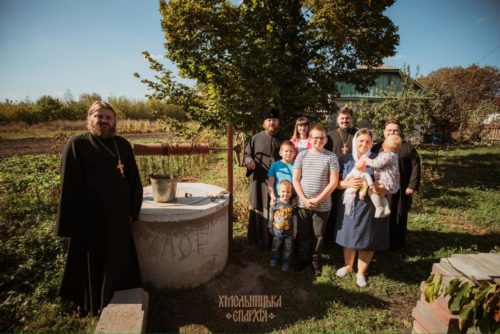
[267,140,295,206]
[268,180,297,271]
[293,124,339,276]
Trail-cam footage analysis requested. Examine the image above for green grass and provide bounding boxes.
[146,145,500,333]
[2,139,499,333]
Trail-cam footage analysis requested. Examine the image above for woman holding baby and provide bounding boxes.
[334,128,400,288]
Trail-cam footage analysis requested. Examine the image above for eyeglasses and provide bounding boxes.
[311,136,325,140]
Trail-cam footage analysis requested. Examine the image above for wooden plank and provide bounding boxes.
[451,254,499,277]
[412,319,428,334]
[433,261,463,277]
[423,298,460,333]
[475,253,500,275]
[412,301,449,333]
[447,256,493,281]
[452,254,500,277]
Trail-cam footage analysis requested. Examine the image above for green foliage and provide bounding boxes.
[418,65,500,142]
[0,99,38,124]
[0,93,185,125]
[0,154,94,332]
[424,273,442,303]
[355,65,439,141]
[443,279,500,333]
[34,95,65,122]
[137,0,399,135]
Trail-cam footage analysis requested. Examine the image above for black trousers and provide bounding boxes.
[296,209,330,263]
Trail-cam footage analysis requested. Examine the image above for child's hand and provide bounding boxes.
[268,228,273,236]
[270,195,276,206]
[303,198,317,209]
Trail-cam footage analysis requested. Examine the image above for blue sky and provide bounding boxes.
[0,0,499,102]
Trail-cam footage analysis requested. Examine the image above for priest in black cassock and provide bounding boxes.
[55,101,143,316]
[244,106,287,249]
[372,119,421,250]
[325,106,358,159]
[324,106,358,241]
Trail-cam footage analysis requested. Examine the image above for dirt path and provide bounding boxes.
[0,133,169,157]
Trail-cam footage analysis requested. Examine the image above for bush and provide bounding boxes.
[0,155,93,332]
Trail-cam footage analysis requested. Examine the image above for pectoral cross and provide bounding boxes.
[117,160,125,177]
[342,143,349,155]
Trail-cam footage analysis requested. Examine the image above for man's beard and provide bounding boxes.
[87,121,116,138]
[265,125,278,135]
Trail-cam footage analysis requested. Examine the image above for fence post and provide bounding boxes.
[227,123,233,246]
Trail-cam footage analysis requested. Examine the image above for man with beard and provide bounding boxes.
[325,106,358,241]
[325,106,358,159]
[371,119,421,250]
[245,106,287,249]
[55,101,143,316]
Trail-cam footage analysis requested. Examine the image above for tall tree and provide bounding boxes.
[137,0,399,134]
[418,65,500,140]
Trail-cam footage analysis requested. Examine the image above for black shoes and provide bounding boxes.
[312,256,322,277]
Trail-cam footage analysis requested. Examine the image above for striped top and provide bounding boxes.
[294,149,339,212]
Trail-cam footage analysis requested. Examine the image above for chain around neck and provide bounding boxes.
[92,134,121,161]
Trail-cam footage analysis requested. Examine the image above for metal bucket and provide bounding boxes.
[150,174,178,203]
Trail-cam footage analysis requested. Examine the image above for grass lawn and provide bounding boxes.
[145,145,499,333]
[1,133,498,332]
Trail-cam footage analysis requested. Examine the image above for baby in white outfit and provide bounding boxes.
[362,134,401,218]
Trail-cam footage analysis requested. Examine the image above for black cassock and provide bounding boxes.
[324,127,358,241]
[372,140,421,250]
[55,132,143,315]
[244,131,286,249]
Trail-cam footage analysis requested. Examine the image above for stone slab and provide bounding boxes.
[95,288,148,334]
[139,183,229,222]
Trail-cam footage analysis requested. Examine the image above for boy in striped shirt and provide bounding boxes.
[292,124,339,276]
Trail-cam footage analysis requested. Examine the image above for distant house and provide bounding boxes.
[335,65,424,106]
[331,65,426,131]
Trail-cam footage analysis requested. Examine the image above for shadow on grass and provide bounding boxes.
[420,151,500,190]
[147,241,389,333]
[369,229,500,286]
[145,229,499,333]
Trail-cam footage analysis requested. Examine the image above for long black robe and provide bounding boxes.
[372,140,421,250]
[244,131,286,249]
[324,127,358,241]
[55,132,143,315]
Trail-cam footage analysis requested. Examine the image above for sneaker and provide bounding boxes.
[335,266,352,278]
[356,274,368,288]
[313,264,322,277]
[281,263,289,271]
[270,259,278,267]
[312,257,322,277]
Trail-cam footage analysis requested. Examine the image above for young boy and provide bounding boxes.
[268,180,297,271]
[267,140,295,206]
[293,124,339,276]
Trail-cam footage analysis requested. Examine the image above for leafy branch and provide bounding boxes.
[425,273,500,333]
